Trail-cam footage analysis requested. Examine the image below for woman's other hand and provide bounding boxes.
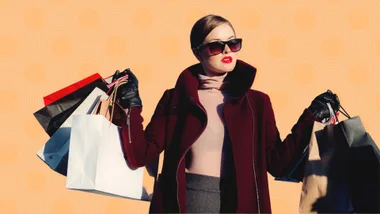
[308,90,340,122]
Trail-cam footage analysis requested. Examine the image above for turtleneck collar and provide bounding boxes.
[198,72,228,90]
[174,60,257,102]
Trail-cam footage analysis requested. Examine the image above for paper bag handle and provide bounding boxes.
[108,79,128,121]
[92,79,128,122]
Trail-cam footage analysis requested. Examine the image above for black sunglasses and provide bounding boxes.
[193,38,243,56]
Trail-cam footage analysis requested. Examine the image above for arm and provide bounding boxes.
[264,94,316,177]
[120,89,171,169]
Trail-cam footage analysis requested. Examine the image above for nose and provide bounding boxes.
[223,44,231,54]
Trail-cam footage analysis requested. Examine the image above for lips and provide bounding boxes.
[221,56,232,63]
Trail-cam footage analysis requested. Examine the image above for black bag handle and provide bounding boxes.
[338,104,351,119]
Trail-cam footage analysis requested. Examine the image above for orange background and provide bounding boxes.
[1,0,380,213]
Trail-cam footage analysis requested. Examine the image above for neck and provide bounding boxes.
[198,71,228,90]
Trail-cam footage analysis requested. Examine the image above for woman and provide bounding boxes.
[114,14,340,213]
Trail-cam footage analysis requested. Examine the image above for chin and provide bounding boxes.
[206,61,236,75]
[220,61,236,72]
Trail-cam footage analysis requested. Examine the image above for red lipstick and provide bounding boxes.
[221,56,232,63]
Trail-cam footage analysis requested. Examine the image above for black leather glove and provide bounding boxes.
[308,90,340,122]
[115,69,142,109]
[111,68,129,82]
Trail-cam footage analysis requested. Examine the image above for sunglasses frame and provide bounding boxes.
[193,38,243,56]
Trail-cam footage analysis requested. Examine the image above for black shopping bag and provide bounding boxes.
[33,78,108,136]
[300,104,380,213]
[334,116,380,213]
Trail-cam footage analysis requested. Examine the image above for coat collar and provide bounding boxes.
[174,59,257,103]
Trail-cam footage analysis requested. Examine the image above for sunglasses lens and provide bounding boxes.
[228,39,241,52]
[202,39,242,55]
[208,42,224,55]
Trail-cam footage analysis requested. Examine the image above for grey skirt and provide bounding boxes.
[186,172,221,213]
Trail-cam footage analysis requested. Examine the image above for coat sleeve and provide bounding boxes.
[120,89,171,169]
[264,94,317,177]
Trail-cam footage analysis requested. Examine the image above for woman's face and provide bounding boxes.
[195,23,238,77]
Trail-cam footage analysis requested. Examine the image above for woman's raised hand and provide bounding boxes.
[113,69,142,109]
[308,89,340,122]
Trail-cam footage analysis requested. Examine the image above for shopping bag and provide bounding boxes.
[43,70,129,107]
[66,115,144,200]
[299,120,327,213]
[66,80,149,200]
[299,103,355,213]
[43,73,103,106]
[94,78,161,184]
[299,122,356,213]
[334,116,380,213]
[275,108,339,183]
[36,87,108,176]
[299,103,380,213]
[299,120,355,213]
[34,78,109,136]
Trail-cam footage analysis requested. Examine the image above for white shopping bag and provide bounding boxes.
[66,114,144,200]
[36,87,108,175]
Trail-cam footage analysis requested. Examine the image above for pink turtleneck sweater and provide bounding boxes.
[185,72,234,178]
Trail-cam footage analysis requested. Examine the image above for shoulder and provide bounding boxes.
[162,88,177,101]
[166,88,176,94]
[158,88,178,108]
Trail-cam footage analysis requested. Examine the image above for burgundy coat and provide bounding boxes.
[121,60,317,213]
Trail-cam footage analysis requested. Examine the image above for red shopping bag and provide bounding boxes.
[43,73,103,106]
[43,70,130,106]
